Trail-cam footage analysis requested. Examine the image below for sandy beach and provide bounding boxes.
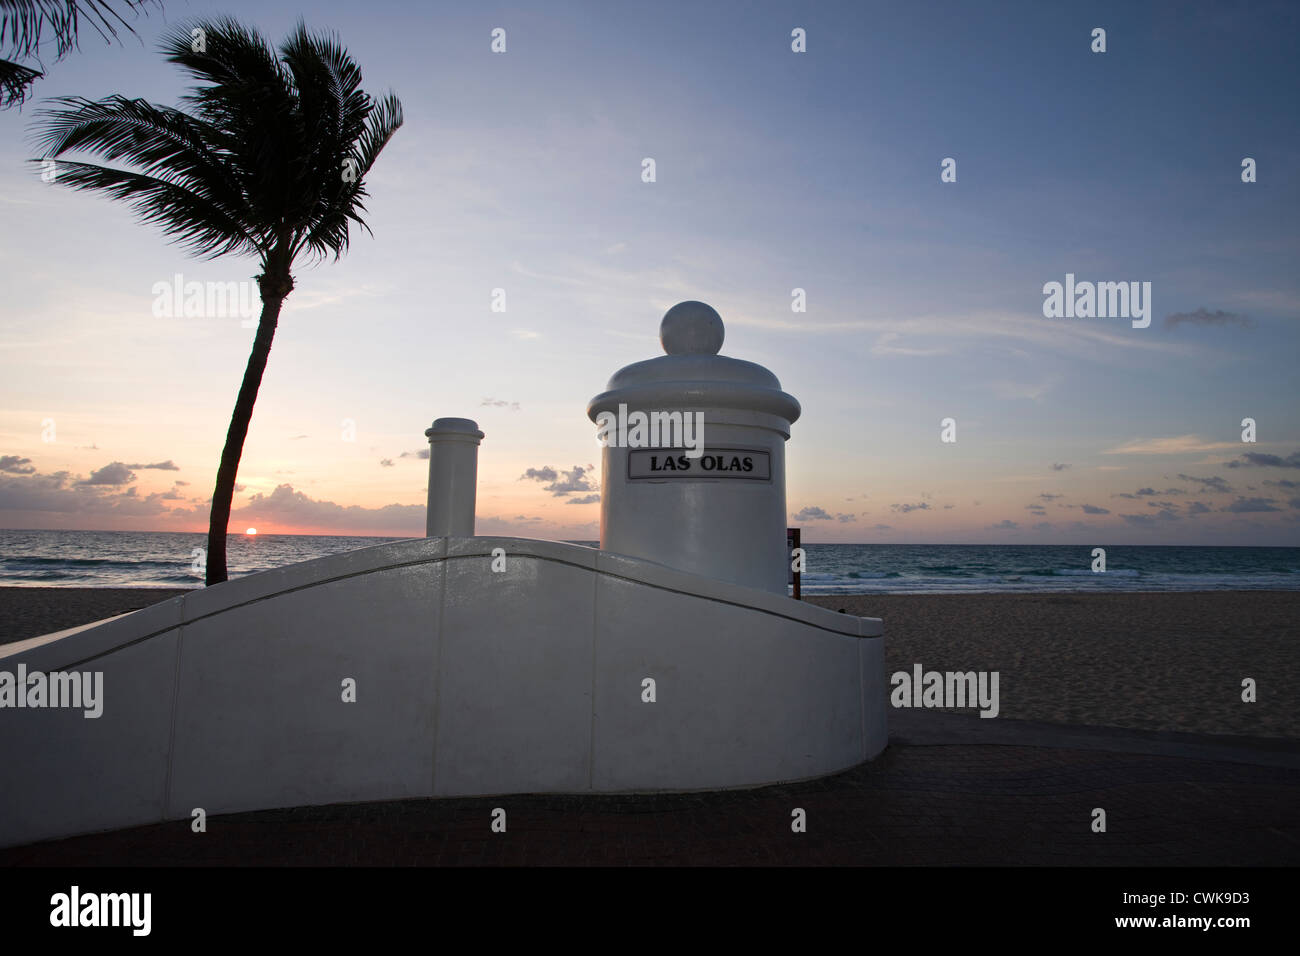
[2,587,1295,739]
[808,592,1299,738]
[0,587,192,646]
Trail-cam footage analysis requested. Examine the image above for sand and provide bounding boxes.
[0,587,192,646]
[808,592,1300,738]
[1,587,1294,738]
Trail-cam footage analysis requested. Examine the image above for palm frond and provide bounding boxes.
[30,15,402,268]
[0,55,40,108]
[32,93,254,242]
[32,157,259,257]
[296,90,402,260]
[1,1,160,61]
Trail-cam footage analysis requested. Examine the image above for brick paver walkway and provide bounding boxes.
[4,720,1297,866]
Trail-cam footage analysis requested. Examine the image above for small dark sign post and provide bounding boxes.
[787,527,801,600]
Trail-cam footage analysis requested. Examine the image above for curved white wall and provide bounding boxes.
[0,537,885,848]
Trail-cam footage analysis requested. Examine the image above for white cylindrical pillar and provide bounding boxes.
[425,417,485,538]
[587,302,801,594]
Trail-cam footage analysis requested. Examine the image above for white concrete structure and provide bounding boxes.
[425,417,484,537]
[588,301,800,594]
[0,301,886,850]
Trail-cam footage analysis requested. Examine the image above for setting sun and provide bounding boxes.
[245,528,258,536]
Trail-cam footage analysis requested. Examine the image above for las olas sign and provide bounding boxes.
[628,447,771,480]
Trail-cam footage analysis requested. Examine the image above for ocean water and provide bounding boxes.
[0,530,1297,593]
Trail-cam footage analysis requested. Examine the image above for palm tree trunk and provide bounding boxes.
[204,294,284,585]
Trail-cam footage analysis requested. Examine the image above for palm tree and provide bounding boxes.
[32,17,403,584]
[2,1,161,108]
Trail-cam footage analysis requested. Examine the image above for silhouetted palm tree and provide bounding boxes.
[32,17,403,583]
[1,0,160,108]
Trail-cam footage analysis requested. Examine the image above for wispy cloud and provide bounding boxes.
[1177,473,1233,493]
[1225,450,1300,469]
[1104,435,1241,455]
[1164,308,1253,329]
[520,464,597,497]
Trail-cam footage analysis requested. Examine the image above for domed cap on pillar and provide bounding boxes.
[425,417,485,443]
[587,301,801,427]
[660,301,725,355]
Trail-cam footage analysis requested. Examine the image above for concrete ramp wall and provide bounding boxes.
[0,537,885,848]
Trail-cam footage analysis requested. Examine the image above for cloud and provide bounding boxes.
[871,524,892,530]
[520,466,558,483]
[1186,501,1212,515]
[235,484,424,532]
[1176,473,1233,493]
[1264,479,1300,489]
[1105,435,1240,455]
[521,465,597,497]
[1039,493,1063,501]
[481,398,521,411]
[125,460,180,471]
[1225,450,1300,469]
[989,379,1055,401]
[1115,487,1183,499]
[1120,507,1181,525]
[1050,463,1070,471]
[379,458,394,467]
[1164,308,1253,329]
[793,506,833,521]
[566,493,600,505]
[988,520,1019,530]
[0,470,173,517]
[1222,497,1280,513]
[890,502,930,514]
[78,462,136,485]
[870,333,950,358]
[400,448,430,460]
[1119,513,1159,527]
[0,456,35,474]
[1080,504,1110,515]
[792,507,859,522]
[1290,498,1300,510]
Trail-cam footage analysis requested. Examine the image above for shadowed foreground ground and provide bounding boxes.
[4,714,1297,866]
[3,588,1296,865]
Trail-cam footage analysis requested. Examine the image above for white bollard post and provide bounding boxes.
[425,418,485,538]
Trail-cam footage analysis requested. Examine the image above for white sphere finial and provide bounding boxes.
[660,301,724,355]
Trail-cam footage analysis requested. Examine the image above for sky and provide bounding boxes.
[0,0,1297,544]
